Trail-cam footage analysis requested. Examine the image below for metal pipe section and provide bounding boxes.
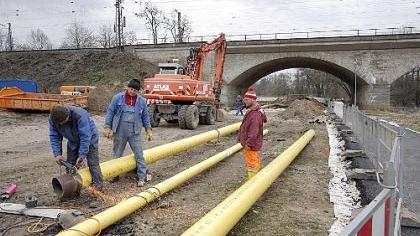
[52,122,241,199]
[57,130,268,236]
[182,129,315,236]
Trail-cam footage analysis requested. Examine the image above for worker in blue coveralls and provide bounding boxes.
[102,78,153,187]
[236,94,244,116]
[49,105,104,191]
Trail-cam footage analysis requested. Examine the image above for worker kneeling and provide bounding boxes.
[49,105,104,192]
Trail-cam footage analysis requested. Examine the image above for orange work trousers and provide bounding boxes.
[244,149,261,173]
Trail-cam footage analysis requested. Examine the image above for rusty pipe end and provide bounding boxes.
[52,174,82,200]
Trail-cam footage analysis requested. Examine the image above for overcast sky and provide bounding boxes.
[1,0,419,47]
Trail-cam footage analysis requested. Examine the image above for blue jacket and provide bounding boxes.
[236,96,244,107]
[104,92,151,134]
[49,106,99,159]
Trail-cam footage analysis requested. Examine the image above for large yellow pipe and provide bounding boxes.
[77,122,241,188]
[182,129,315,236]
[57,130,269,236]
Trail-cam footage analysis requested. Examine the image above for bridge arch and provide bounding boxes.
[227,57,366,103]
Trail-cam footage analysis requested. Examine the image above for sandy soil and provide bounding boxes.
[0,105,333,235]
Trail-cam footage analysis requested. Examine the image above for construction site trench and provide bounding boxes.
[0,98,334,235]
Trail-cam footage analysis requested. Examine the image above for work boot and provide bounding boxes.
[109,176,120,183]
[93,185,104,193]
[145,169,152,182]
[146,173,152,182]
[137,180,145,187]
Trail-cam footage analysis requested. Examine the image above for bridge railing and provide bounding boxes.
[137,26,419,45]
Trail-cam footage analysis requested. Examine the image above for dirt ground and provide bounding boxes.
[364,109,420,132]
[0,104,334,235]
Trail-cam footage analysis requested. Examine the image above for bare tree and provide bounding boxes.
[23,28,52,50]
[0,29,6,51]
[123,30,138,45]
[255,69,350,100]
[162,10,192,43]
[136,2,163,44]
[61,22,97,49]
[14,41,31,50]
[97,24,115,48]
[292,68,350,99]
[254,73,292,96]
[391,67,420,107]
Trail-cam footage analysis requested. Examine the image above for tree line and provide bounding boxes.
[254,68,350,100]
[391,66,420,107]
[0,1,192,51]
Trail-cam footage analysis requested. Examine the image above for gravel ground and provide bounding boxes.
[0,105,334,236]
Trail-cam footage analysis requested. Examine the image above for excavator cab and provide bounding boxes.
[158,63,186,75]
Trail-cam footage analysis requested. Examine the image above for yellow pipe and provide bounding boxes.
[182,129,315,236]
[57,130,269,236]
[77,122,241,188]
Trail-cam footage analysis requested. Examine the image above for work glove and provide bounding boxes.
[75,157,86,169]
[101,127,113,139]
[55,155,65,165]
[146,129,152,141]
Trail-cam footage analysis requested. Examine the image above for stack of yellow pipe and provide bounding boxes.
[57,130,269,236]
[58,129,315,236]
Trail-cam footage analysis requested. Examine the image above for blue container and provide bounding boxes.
[0,79,38,93]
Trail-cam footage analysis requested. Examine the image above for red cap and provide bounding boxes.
[244,86,257,101]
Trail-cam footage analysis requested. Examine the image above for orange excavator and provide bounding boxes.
[143,33,227,129]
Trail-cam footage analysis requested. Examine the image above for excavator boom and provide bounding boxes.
[183,33,226,107]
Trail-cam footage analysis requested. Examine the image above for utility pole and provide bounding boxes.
[354,69,357,106]
[353,59,359,106]
[416,67,419,107]
[323,71,327,98]
[177,11,182,43]
[7,23,13,51]
[114,0,125,51]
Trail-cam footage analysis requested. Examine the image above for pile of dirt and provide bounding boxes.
[279,98,326,120]
[0,50,157,93]
[272,94,314,106]
[88,84,125,113]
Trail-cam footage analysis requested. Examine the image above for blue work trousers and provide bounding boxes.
[236,105,244,116]
[67,144,103,190]
[113,112,147,181]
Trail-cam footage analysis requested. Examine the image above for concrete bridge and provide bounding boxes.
[130,34,420,108]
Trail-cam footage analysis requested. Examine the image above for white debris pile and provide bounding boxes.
[327,122,361,236]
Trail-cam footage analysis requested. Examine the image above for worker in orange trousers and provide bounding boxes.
[238,86,267,179]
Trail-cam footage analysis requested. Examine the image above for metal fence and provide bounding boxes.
[329,103,405,236]
[137,26,420,45]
